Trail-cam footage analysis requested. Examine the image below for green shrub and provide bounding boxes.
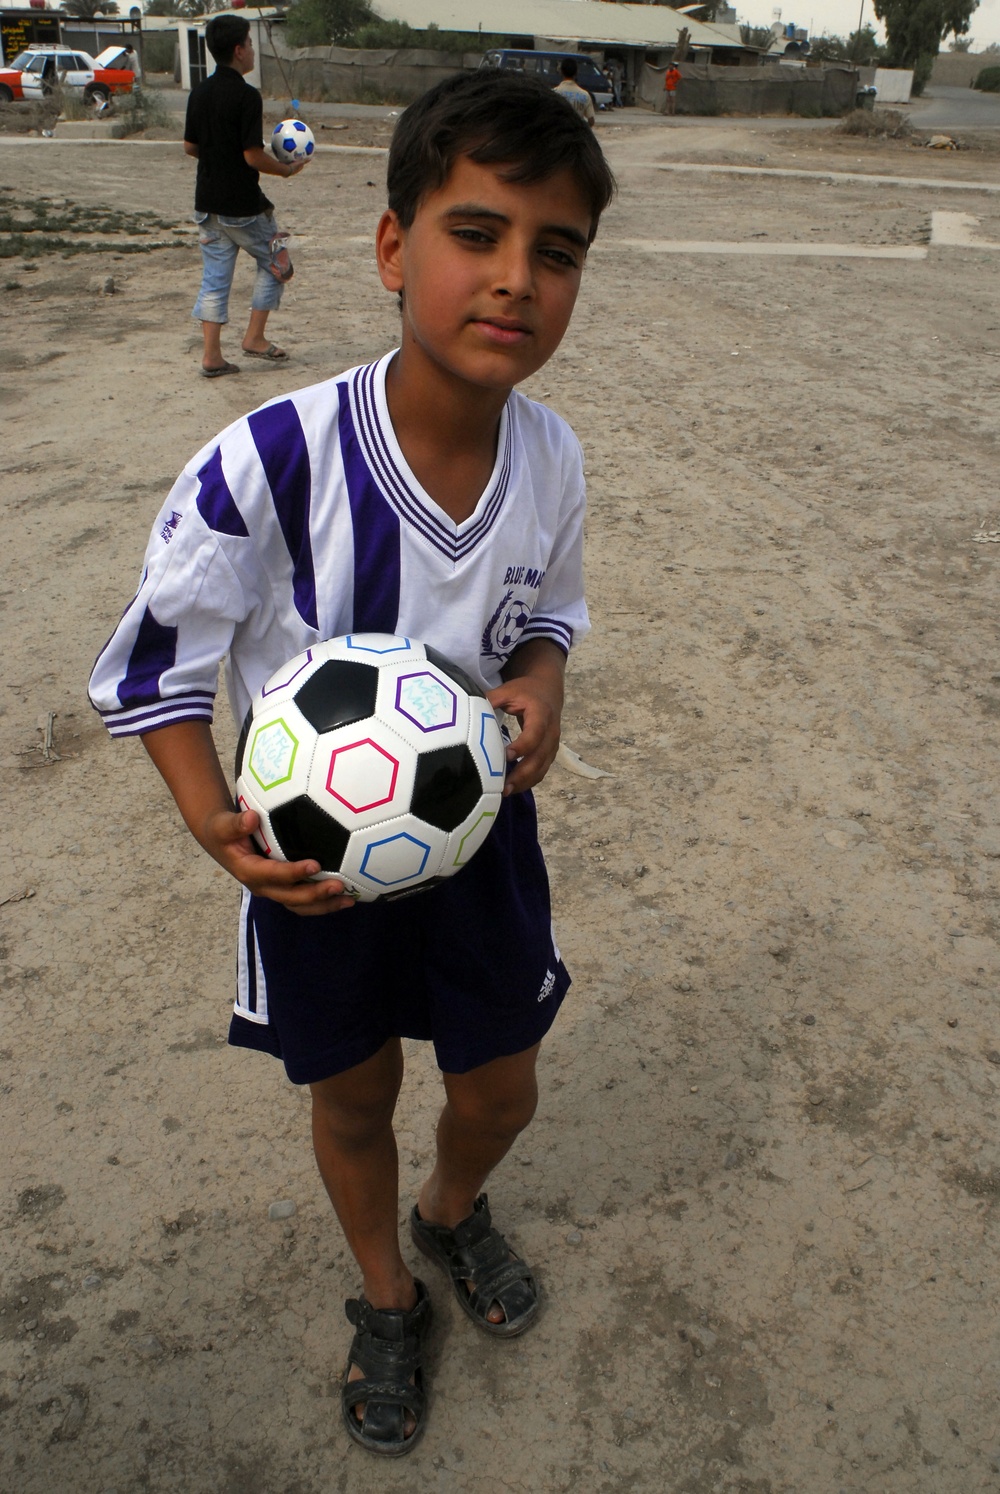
[111,89,172,137]
[141,33,177,73]
[837,106,911,137]
[973,65,1000,91]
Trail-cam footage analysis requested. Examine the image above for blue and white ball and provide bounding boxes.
[235,634,507,902]
[270,118,315,163]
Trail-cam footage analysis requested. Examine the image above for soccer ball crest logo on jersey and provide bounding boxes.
[481,589,533,661]
[235,634,506,901]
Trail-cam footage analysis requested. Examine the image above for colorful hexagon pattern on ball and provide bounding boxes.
[234,635,505,900]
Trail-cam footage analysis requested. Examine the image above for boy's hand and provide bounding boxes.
[141,721,356,916]
[207,806,358,915]
[488,639,567,797]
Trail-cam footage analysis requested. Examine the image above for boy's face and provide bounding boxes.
[377,155,593,395]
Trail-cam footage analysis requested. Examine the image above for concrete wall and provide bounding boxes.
[929,50,995,86]
[872,67,913,102]
[638,60,858,115]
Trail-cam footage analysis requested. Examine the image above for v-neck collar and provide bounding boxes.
[347,353,514,565]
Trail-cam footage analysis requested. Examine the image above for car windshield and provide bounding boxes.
[10,52,32,69]
[577,62,605,89]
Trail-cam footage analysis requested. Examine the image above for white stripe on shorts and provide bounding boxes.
[235,888,270,1025]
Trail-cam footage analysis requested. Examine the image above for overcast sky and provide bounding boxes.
[739,0,1000,49]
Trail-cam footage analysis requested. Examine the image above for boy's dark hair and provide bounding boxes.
[205,14,251,66]
[559,58,578,79]
[387,70,616,245]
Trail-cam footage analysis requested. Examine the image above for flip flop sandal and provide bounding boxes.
[340,1278,432,1457]
[410,1193,539,1339]
[243,344,288,361]
[200,360,240,378]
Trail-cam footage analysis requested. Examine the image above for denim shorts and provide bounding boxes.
[228,791,571,1084]
[192,211,284,325]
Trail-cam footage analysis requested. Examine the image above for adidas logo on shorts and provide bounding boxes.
[537,969,556,1003]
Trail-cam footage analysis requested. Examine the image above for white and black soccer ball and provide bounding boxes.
[235,634,507,901]
[270,118,315,163]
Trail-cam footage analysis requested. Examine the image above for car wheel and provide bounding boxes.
[0,84,12,102]
[85,84,110,106]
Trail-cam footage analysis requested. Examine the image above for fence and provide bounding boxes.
[260,35,477,105]
[638,60,859,116]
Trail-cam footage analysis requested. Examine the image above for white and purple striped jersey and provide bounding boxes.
[89,352,590,738]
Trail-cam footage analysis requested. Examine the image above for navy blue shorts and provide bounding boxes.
[228,791,570,1084]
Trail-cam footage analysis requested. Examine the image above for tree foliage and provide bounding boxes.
[873,0,980,92]
[283,0,375,48]
[284,2,504,52]
[807,26,885,63]
[739,23,774,48]
[144,0,202,15]
[60,0,119,15]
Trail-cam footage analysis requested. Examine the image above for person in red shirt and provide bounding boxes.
[664,62,681,115]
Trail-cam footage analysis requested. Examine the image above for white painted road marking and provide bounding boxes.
[930,211,1000,249]
[595,239,927,259]
[651,162,1000,194]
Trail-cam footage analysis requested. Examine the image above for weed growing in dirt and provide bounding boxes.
[837,107,912,138]
[0,191,186,258]
[111,90,172,138]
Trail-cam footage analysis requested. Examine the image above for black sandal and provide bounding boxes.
[340,1278,432,1456]
[410,1193,539,1339]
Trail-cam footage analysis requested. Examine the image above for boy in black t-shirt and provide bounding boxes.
[183,15,305,378]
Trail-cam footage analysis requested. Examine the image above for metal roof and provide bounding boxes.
[370,0,740,50]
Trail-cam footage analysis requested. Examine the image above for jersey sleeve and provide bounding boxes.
[521,426,591,657]
[88,449,252,738]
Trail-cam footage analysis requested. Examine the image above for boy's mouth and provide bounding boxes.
[473,317,533,345]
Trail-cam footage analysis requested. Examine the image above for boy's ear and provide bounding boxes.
[376,210,405,294]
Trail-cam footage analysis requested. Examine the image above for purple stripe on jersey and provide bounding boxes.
[117,604,178,709]
[353,362,512,564]
[107,707,214,738]
[196,446,249,537]
[522,617,573,652]
[337,381,401,634]
[106,693,215,730]
[248,401,318,630]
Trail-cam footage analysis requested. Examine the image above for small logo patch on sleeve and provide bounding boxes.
[160,511,183,544]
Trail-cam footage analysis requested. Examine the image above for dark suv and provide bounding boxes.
[480,49,614,110]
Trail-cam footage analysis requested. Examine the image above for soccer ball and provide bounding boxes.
[234,634,507,902]
[270,118,315,163]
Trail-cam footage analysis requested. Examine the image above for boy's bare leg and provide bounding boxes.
[200,320,227,372]
[417,1042,541,1324]
[311,1039,423,1435]
[242,308,282,356]
[309,1038,414,1311]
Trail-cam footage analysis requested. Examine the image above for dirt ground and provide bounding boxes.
[2,106,999,1493]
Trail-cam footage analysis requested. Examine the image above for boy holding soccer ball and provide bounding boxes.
[89,71,614,1455]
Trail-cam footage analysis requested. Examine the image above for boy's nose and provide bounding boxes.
[493,248,535,300]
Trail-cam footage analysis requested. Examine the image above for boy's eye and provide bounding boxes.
[452,227,494,245]
[540,246,580,269]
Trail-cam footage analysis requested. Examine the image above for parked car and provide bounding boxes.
[0,46,135,106]
[480,49,615,111]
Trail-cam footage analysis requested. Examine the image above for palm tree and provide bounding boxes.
[61,0,121,17]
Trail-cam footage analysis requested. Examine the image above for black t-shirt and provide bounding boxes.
[184,64,273,217]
